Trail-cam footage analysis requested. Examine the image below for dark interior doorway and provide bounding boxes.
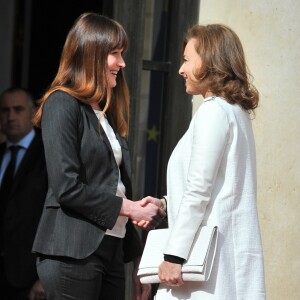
[13,0,113,99]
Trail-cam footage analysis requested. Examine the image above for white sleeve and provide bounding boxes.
[164,101,230,259]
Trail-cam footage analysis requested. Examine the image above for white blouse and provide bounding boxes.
[94,109,128,238]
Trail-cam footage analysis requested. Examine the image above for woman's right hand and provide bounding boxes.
[120,199,166,230]
[132,196,166,229]
[140,196,162,208]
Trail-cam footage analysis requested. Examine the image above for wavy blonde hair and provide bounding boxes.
[33,12,130,136]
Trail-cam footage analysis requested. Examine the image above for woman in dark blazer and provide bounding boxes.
[32,12,165,300]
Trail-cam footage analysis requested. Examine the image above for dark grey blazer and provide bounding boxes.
[32,91,142,260]
[0,130,48,288]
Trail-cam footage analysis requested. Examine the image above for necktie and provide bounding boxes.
[0,145,21,201]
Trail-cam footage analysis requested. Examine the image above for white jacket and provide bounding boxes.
[156,96,266,300]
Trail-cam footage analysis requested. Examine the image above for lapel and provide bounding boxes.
[82,104,113,153]
[82,104,132,191]
[106,114,130,171]
[10,130,43,195]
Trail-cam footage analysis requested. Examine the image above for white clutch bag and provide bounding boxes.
[137,225,218,284]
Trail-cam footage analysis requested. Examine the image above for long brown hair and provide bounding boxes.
[184,24,259,111]
[33,12,130,136]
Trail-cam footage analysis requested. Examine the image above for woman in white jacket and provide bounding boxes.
[139,24,266,299]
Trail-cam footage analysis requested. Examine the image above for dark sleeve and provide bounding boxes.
[164,254,185,264]
[123,221,143,263]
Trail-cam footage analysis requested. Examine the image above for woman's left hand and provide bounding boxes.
[133,279,151,300]
[133,257,152,300]
[158,261,184,287]
[28,279,45,300]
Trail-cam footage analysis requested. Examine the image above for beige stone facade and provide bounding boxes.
[192,1,300,299]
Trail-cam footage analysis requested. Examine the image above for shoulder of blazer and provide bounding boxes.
[43,90,86,137]
[43,90,115,156]
[45,90,82,112]
[14,129,47,178]
[44,90,100,133]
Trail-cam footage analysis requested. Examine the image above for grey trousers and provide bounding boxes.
[37,235,125,300]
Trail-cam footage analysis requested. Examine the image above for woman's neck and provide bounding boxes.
[91,103,100,110]
[204,91,215,98]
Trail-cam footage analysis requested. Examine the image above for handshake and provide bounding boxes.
[121,196,166,230]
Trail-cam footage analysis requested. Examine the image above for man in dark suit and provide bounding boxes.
[0,87,47,300]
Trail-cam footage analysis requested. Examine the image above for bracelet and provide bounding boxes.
[160,196,167,212]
